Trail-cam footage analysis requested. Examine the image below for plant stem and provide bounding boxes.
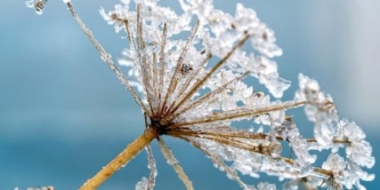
[79,128,157,190]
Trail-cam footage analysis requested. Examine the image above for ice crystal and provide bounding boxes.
[26,0,375,189]
[25,0,47,15]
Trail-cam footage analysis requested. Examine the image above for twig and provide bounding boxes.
[79,128,157,190]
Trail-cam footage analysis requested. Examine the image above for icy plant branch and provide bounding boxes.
[26,0,375,189]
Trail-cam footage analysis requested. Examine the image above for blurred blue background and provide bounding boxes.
[1,0,379,189]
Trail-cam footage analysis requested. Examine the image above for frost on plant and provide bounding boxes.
[14,186,54,190]
[26,0,375,189]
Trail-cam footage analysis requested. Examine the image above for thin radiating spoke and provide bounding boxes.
[174,101,306,127]
[157,23,168,115]
[167,128,278,157]
[157,137,194,190]
[66,2,151,117]
[179,136,249,189]
[145,145,157,190]
[136,4,156,116]
[174,133,333,180]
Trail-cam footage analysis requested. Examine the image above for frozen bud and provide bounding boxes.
[296,73,321,103]
[135,177,148,190]
[25,0,47,15]
[303,80,320,102]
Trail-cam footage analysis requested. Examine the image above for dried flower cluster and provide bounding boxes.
[26,0,375,189]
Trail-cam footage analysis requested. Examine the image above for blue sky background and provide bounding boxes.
[1,0,379,189]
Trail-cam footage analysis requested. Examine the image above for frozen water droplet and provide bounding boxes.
[268,142,282,158]
[25,0,47,15]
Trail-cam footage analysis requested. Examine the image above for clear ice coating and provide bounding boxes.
[25,0,47,15]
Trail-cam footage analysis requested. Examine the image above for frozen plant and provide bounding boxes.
[26,0,375,190]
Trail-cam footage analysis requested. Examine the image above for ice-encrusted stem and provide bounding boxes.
[157,137,194,190]
[79,128,157,190]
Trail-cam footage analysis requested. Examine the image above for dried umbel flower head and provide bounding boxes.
[26,0,375,190]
